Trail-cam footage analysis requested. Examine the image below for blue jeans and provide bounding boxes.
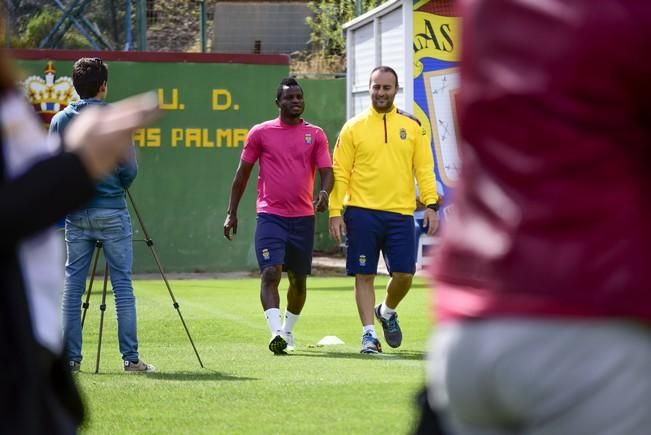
[62,208,139,363]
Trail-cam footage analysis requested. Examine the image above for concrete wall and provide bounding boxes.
[212,2,312,54]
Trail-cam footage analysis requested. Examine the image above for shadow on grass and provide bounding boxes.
[312,281,431,292]
[410,282,430,290]
[141,369,257,382]
[311,285,355,291]
[293,349,425,361]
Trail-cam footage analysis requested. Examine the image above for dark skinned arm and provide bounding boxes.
[223,159,254,240]
[314,167,334,213]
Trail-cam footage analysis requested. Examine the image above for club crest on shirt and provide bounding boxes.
[262,248,270,260]
[359,255,367,267]
[305,133,312,144]
[400,128,407,140]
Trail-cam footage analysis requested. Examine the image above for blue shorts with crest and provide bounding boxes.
[254,213,315,275]
[344,206,416,276]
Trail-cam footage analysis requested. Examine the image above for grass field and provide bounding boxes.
[75,276,433,434]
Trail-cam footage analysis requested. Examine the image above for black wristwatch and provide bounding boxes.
[427,203,440,212]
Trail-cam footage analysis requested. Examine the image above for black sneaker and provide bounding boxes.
[268,334,288,355]
[69,361,81,373]
[375,304,403,348]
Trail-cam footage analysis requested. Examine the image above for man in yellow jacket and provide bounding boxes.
[329,66,440,353]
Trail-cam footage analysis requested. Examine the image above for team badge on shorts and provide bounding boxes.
[305,133,312,144]
[359,254,367,267]
[262,248,270,260]
[400,128,407,140]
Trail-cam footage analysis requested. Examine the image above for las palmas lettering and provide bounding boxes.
[132,128,249,148]
[170,128,248,148]
[413,12,459,76]
[134,87,247,148]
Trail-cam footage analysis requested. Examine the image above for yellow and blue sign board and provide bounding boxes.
[412,0,460,218]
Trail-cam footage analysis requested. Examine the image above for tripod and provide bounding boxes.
[80,189,204,373]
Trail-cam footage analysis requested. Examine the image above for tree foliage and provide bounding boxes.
[4,0,207,51]
[9,6,92,49]
[5,0,130,49]
[306,0,386,56]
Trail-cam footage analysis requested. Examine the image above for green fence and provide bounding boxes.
[15,50,344,272]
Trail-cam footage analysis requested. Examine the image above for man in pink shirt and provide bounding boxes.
[224,78,333,354]
[423,1,651,434]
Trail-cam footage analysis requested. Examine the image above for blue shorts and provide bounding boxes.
[254,213,315,275]
[344,206,416,276]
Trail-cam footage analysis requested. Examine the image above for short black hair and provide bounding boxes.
[72,57,108,99]
[276,77,303,101]
[369,66,399,88]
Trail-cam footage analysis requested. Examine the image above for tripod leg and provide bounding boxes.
[95,263,110,374]
[81,241,103,329]
[127,189,204,368]
[148,245,204,368]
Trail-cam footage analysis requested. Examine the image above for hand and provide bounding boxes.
[314,190,329,213]
[423,207,439,235]
[329,216,346,243]
[65,92,160,180]
[223,213,238,240]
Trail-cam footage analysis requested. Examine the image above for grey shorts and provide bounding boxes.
[426,319,651,435]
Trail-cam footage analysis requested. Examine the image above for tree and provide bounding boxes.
[3,0,129,50]
[306,0,386,57]
[10,6,92,49]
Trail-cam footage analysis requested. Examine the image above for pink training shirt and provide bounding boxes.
[241,118,332,217]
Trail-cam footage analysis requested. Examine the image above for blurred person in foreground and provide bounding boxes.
[0,47,159,433]
[426,1,651,434]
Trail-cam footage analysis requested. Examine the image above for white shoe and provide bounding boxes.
[280,331,295,351]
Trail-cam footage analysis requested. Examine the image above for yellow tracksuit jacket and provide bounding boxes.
[329,105,439,217]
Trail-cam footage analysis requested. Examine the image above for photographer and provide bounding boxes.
[50,58,155,373]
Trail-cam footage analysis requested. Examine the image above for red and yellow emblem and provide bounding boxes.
[23,61,79,128]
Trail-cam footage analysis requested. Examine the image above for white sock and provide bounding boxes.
[363,325,377,337]
[264,308,282,336]
[380,302,396,320]
[281,310,299,335]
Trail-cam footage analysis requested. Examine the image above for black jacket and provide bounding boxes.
[0,122,94,433]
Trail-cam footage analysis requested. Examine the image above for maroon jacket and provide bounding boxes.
[432,0,651,322]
